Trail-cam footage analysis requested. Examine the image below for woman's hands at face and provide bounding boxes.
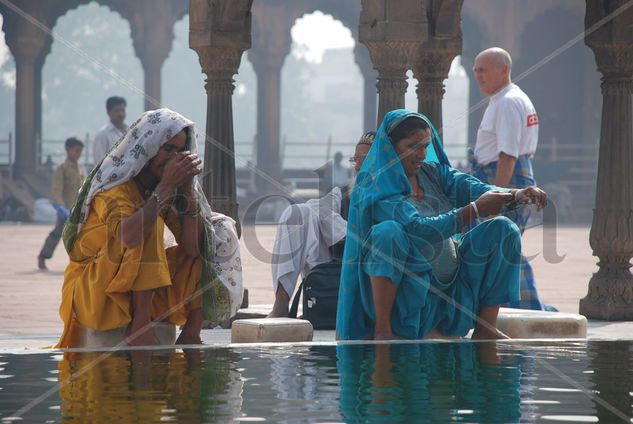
[474,190,514,217]
[159,151,202,191]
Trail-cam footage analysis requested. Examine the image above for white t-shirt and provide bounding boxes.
[475,83,539,166]
[93,122,127,165]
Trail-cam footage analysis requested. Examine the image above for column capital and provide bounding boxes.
[193,45,245,78]
[412,38,462,80]
[364,40,421,74]
[2,14,51,64]
[590,44,633,80]
[189,0,252,78]
[247,1,299,73]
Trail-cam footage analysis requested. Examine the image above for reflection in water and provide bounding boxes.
[337,342,522,423]
[588,341,633,422]
[0,341,630,423]
[58,349,243,423]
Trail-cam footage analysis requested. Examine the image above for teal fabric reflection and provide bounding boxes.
[336,343,522,423]
[336,109,521,340]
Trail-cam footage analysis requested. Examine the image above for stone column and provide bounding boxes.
[193,47,245,235]
[190,0,252,235]
[579,2,633,320]
[367,42,419,126]
[118,0,185,111]
[248,1,296,193]
[359,0,428,126]
[354,44,378,132]
[3,14,51,177]
[412,46,460,132]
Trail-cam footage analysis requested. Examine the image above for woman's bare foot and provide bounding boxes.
[471,326,509,340]
[125,323,160,346]
[176,308,204,345]
[175,331,203,345]
[374,331,402,340]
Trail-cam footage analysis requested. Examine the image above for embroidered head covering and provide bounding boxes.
[62,108,234,323]
[336,109,449,339]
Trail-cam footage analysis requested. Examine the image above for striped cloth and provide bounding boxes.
[470,151,556,311]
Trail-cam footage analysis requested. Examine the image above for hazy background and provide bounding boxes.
[0,5,470,169]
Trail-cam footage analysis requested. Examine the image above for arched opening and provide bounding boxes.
[42,2,143,167]
[0,14,15,166]
[281,11,361,171]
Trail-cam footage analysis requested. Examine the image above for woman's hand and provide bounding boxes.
[474,190,514,217]
[157,152,202,195]
[180,153,203,194]
[515,186,548,211]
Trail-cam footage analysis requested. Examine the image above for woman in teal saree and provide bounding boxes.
[336,109,547,340]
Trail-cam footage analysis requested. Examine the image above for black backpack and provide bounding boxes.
[289,261,342,330]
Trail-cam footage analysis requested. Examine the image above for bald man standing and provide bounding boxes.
[470,47,554,311]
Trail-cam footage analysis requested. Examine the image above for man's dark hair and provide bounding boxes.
[389,116,430,144]
[65,137,84,150]
[106,96,127,112]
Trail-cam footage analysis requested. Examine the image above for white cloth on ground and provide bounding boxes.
[271,187,347,298]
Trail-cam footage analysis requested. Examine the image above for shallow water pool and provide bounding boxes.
[0,340,632,423]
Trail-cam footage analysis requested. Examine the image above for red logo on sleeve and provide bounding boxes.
[527,114,539,127]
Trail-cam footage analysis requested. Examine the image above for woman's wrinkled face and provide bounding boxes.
[353,143,372,174]
[394,128,431,177]
[147,129,187,178]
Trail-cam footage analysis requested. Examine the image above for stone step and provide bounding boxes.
[231,318,314,343]
[496,307,587,339]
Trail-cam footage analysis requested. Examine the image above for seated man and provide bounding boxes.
[56,109,242,348]
[268,132,375,317]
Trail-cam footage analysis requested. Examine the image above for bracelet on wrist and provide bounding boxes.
[470,201,480,221]
[150,191,166,210]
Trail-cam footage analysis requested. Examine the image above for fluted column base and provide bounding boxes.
[579,45,633,319]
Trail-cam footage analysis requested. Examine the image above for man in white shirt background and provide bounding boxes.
[92,96,128,166]
[470,47,555,311]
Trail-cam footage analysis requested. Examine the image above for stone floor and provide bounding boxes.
[1,223,632,351]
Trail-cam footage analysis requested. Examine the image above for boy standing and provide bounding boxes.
[38,137,85,270]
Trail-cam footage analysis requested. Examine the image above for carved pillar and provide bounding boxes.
[359,0,428,125]
[248,1,297,193]
[367,42,419,126]
[2,8,52,177]
[412,1,463,133]
[579,2,633,320]
[190,0,252,236]
[116,0,185,110]
[354,44,378,132]
[413,46,460,132]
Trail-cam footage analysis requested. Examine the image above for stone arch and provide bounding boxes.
[282,9,363,160]
[42,1,143,162]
